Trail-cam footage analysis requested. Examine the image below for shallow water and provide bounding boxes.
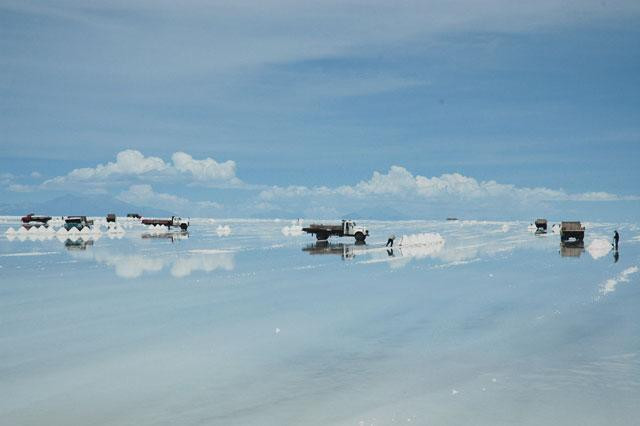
[1,218,639,425]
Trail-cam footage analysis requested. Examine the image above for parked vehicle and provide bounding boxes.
[302,220,369,242]
[21,213,52,224]
[535,218,548,233]
[64,216,94,231]
[106,214,116,223]
[127,213,141,219]
[560,221,585,242]
[141,216,189,230]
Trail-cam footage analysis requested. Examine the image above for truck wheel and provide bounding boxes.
[354,232,366,242]
[180,223,188,231]
[316,232,329,241]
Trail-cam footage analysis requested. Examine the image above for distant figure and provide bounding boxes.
[613,230,620,250]
[386,234,396,247]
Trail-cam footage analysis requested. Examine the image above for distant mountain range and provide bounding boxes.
[0,194,171,217]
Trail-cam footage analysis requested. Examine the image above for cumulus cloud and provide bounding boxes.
[41,149,241,188]
[118,184,189,211]
[117,184,223,214]
[171,152,239,183]
[260,166,637,203]
[44,150,168,186]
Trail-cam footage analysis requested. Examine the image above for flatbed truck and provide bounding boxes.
[142,216,189,230]
[302,220,369,242]
[560,221,585,242]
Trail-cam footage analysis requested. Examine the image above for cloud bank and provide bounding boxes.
[4,151,639,219]
[260,166,637,203]
[42,150,241,188]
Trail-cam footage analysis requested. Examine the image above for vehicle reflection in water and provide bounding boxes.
[302,242,369,260]
[64,238,94,251]
[141,231,189,242]
[560,240,585,257]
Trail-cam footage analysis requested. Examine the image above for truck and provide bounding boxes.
[127,213,141,219]
[560,221,585,242]
[64,216,94,231]
[106,214,116,223]
[21,213,52,225]
[535,218,548,233]
[302,220,369,242]
[141,216,189,231]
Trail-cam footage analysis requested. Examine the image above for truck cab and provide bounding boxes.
[171,216,189,231]
[64,216,93,231]
[342,220,369,242]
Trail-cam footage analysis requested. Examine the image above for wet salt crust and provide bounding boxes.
[1,218,639,425]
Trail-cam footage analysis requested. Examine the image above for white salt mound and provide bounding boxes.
[399,232,445,247]
[281,225,303,236]
[396,233,445,259]
[216,225,232,237]
[587,238,612,259]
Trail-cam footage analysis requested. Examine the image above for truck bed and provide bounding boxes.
[142,219,172,226]
[302,224,343,233]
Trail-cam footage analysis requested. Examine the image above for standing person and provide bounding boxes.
[386,234,396,247]
[613,230,620,250]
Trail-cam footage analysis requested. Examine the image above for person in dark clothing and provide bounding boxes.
[613,230,620,250]
[386,234,396,247]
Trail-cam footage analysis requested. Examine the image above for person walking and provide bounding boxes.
[613,230,619,250]
[386,234,396,247]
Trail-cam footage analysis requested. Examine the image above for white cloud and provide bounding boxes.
[599,266,638,296]
[1,173,15,186]
[8,184,34,193]
[6,0,638,81]
[118,184,188,211]
[117,184,223,215]
[171,152,239,183]
[70,248,235,278]
[41,149,241,188]
[170,250,235,278]
[69,149,166,179]
[260,165,637,203]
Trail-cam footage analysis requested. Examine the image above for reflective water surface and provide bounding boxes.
[1,218,639,425]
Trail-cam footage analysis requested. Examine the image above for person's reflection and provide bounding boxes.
[614,250,619,263]
[386,248,394,257]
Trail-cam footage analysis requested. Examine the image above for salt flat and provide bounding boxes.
[1,218,639,425]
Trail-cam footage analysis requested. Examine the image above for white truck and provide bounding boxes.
[142,216,189,231]
[302,220,369,242]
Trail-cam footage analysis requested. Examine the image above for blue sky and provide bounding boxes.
[1,0,639,219]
